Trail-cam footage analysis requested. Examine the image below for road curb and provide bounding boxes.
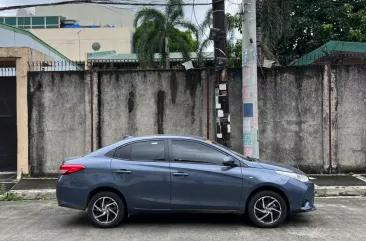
[315,186,366,197]
[2,186,366,201]
[7,189,56,200]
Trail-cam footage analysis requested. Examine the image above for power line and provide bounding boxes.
[0,0,225,11]
[192,0,209,38]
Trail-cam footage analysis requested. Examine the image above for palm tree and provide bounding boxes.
[258,0,295,61]
[134,0,199,69]
[198,0,295,64]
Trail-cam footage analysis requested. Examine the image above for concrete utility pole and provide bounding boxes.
[242,0,259,158]
[212,0,230,147]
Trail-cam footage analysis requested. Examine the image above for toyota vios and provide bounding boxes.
[57,135,315,228]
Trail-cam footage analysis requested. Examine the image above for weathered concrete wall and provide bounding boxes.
[28,66,366,174]
[28,72,91,174]
[229,67,324,172]
[228,68,244,154]
[97,70,211,147]
[28,70,214,174]
[229,65,366,173]
[336,65,366,172]
[259,67,324,172]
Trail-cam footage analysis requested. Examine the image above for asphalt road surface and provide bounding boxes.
[1,197,366,241]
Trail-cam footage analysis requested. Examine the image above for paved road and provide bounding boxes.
[1,197,366,241]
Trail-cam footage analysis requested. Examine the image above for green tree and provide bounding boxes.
[133,0,199,68]
[133,23,197,53]
[198,1,295,65]
[277,0,366,64]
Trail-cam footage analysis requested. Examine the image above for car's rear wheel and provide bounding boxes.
[87,191,125,228]
[247,190,287,228]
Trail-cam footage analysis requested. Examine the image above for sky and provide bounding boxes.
[0,0,241,25]
[0,0,242,51]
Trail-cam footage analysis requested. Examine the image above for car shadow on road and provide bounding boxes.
[63,212,312,228]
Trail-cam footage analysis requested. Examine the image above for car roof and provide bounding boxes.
[125,135,207,142]
[85,135,208,158]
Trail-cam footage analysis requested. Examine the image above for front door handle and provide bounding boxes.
[172,172,189,177]
[116,169,132,174]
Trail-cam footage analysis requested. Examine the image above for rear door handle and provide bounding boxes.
[172,172,189,177]
[116,169,132,174]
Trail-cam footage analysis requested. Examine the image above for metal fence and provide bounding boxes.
[26,57,242,72]
[88,58,220,70]
[0,68,16,77]
[21,52,366,73]
[28,61,85,72]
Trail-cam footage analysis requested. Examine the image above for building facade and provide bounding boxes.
[0,4,134,61]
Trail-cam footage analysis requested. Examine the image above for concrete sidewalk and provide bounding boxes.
[2,174,366,200]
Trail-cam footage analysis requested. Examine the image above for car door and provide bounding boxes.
[110,139,171,210]
[169,139,243,211]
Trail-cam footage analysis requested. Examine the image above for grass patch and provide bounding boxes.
[0,193,23,201]
[0,184,5,195]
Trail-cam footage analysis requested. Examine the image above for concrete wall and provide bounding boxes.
[28,70,213,175]
[35,4,133,27]
[336,66,366,172]
[30,28,133,61]
[259,67,324,172]
[27,66,366,174]
[229,65,366,173]
[28,72,91,174]
[97,71,210,147]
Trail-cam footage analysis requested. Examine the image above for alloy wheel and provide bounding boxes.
[253,196,282,224]
[92,197,119,224]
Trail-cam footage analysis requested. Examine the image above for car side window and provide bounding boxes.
[114,144,131,160]
[172,140,227,165]
[131,140,165,161]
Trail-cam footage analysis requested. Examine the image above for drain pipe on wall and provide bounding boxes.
[207,68,210,139]
[327,64,332,173]
[89,66,94,152]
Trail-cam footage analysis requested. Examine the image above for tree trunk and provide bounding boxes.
[165,21,170,69]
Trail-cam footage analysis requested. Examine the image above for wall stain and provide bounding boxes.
[157,90,166,134]
[127,83,137,135]
[115,73,120,83]
[128,91,135,113]
[185,70,201,125]
[97,74,102,149]
[28,73,45,175]
[170,72,178,104]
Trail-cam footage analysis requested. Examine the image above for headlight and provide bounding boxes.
[276,170,309,182]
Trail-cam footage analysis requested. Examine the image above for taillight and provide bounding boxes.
[60,164,85,175]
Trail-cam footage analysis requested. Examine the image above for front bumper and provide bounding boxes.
[301,201,316,212]
[285,179,316,213]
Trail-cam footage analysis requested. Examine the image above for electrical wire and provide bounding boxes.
[0,0,226,11]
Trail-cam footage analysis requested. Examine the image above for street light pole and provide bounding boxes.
[242,0,259,158]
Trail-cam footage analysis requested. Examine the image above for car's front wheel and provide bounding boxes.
[247,190,287,228]
[87,191,125,228]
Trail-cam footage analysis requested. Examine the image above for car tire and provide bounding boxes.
[87,191,125,228]
[247,190,287,228]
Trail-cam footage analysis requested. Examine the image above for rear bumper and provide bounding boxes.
[56,175,89,210]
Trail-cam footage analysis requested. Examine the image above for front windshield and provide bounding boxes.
[211,141,256,162]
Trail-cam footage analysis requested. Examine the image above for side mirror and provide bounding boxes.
[222,156,237,167]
